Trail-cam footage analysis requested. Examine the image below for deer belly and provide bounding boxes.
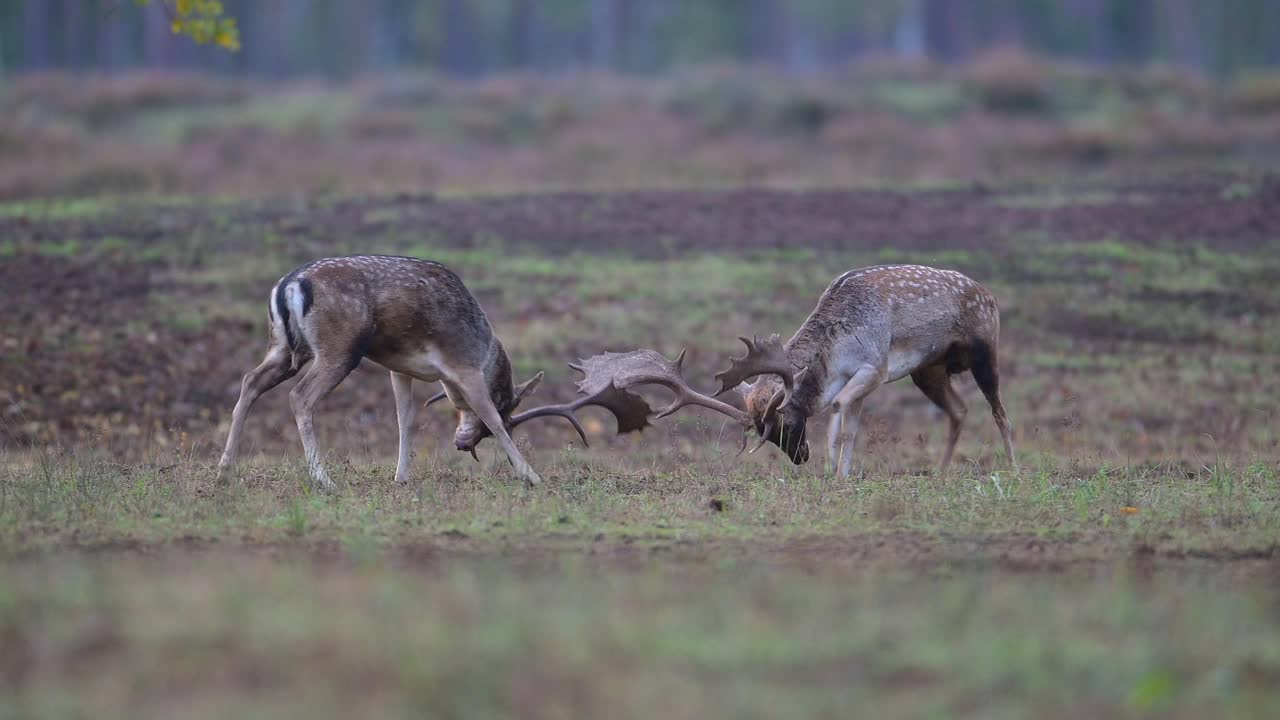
[885,344,942,382]
[367,348,449,384]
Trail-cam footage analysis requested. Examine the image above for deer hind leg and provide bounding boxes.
[833,364,885,479]
[454,370,543,487]
[911,364,968,475]
[218,345,301,483]
[970,340,1017,472]
[289,353,361,492]
[390,371,416,484]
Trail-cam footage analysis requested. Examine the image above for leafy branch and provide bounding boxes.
[136,0,240,51]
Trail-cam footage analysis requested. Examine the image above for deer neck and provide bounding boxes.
[483,338,517,418]
[781,326,832,417]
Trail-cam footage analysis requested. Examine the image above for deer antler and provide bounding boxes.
[711,334,806,455]
[571,349,750,424]
[507,381,653,445]
[425,381,652,448]
[713,334,797,396]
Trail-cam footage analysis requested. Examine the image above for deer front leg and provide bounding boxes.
[390,371,416,484]
[826,406,843,471]
[455,371,543,487]
[831,364,884,479]
[836,400,866,479]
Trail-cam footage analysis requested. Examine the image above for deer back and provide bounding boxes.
[788,264,1000,388]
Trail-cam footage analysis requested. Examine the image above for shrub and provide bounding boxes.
[965,48,1052,115]
[1227,71,1280,114]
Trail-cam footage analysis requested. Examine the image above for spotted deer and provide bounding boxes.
[576,265,1016,477]
[217,255,647,490]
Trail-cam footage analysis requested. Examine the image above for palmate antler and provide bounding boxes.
[567,347,759,454]
[506,381,653,441]
[571,349,749,424]
[710,334,806,452]
[713,334,797,396]
[425,339,801,457]
[425,376,654,452]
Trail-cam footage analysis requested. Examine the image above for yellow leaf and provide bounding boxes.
[170,20,182,34]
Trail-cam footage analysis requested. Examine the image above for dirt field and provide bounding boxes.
[4,177,1278,461]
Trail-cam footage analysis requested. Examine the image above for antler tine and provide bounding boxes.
[509,379,655,445]
[424,389,449,408]
[573,349,748,425]
[507,404,591,446]
[713,333,796,396]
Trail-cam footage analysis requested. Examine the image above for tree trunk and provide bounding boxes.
[442,0,479,75]
[23,0,51,68]
[589,0,614,67]
[1162,0,1202,68]
[923,0,960,60]
[144,1,177,66]
[507,0,534,69]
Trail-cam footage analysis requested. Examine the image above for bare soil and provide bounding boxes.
[10,176,1280,257]
[24,532,1280,582]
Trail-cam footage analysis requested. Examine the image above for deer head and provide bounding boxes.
[714,335,810,464]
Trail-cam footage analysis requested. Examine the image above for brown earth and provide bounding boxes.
[8,175,1280,257]
[18,532,1280,583]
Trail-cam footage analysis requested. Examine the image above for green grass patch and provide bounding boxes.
[0,197,112,220]
[2,451,1277,555]
[2,548,1276,720]
[1,450,1278,720]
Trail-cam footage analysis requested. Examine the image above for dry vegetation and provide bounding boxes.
[3,54,1280,198]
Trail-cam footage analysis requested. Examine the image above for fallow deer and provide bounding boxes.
[575,265,1016,477]
[217,255,648,490]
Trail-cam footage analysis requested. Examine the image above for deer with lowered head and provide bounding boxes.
[575,264,1016,477]
[217,255,651,490]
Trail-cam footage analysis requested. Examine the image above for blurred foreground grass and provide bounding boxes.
[3,543,1278,720]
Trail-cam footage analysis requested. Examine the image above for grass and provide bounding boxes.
[2,449,1277,555]
[1,444,1278,718]
[2,549,1278,720]
[0,196,111,220]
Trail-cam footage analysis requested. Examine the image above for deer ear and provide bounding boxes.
[779,367,810,410]
[512,371,545,408]
[734,380,755,399]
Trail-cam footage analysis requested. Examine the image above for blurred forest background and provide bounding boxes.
[1,1,1279,199]
[1,0,1278,78]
